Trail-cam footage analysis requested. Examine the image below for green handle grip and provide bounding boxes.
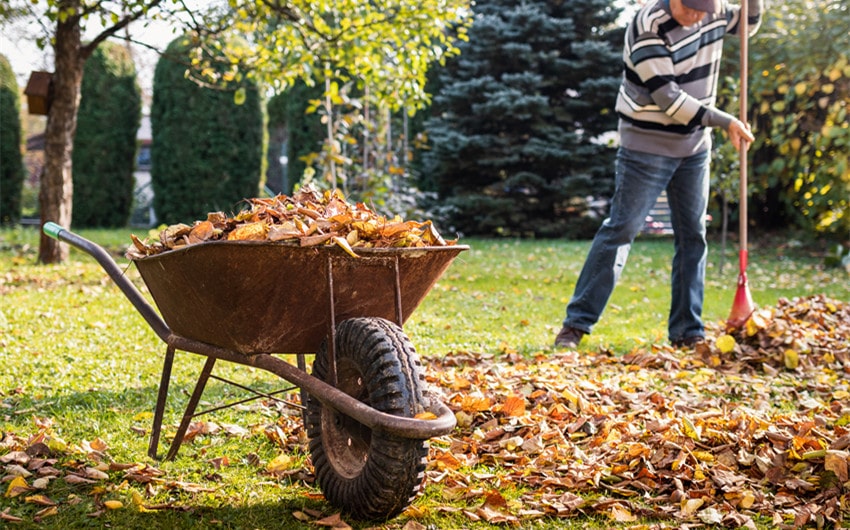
[43,222,65,240]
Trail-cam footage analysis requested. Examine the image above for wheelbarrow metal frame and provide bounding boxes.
[43,223,460,460]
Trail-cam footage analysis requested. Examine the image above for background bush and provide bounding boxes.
[150,35,264,224]
[71,42,141,228]
[711,0,849,240]
[0,53,25,225]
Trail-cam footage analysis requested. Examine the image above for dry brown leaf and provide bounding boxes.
[314,512,352,529]
[0,508,23,522]
[24,494,56,506]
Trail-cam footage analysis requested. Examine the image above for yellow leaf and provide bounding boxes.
[34,506,58,518]
[681,498,704,516]
[414,411,438,420]
[739,489,756,509]
[692,450,715,462]
[24,494,56,506]
[233,87,247,105]
[794,82,807,96]
[784,349,799,369]
[5,476,30,498]
[331,236,360,258]
[47,436,68,453]
[715,334,736,354]
[671,452,686,471]
[833,390,850,400]
[266,453,293,473]
[682,417,701,441]
[130,490,145,506]
[745,317,760,337]
[104,500,124,510]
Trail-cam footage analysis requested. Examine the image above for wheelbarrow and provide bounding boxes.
[42,222,467,520]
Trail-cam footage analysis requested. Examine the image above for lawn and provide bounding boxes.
[1,225,848,529]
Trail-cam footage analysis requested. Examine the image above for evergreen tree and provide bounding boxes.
[72,42,141,227]
[422,0,623,238]
[0,54,25,225]
[151,36,264,224]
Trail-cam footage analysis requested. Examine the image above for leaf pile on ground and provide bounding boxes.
[703,294,850,374]
[1,417,217,523]
[126,186,453,260]
[2,295,848,528]
[421,294,849,528]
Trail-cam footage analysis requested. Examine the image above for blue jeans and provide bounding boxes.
[563,147,710,343]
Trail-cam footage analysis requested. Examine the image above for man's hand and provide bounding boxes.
[728,119,755,151]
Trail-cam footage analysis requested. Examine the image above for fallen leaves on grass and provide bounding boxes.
[126,186,454,260]
[422,294,850,527]
[0,426,215,522]
[1,294,847,528]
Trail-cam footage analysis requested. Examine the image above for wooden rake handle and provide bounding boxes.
[739,0,749,253]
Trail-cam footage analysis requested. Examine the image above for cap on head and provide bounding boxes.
[681,0,722,13]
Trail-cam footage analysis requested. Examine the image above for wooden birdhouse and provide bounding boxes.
[24,71,54,115]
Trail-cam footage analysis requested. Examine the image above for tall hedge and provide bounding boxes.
[151,36,264,224]
[0,54,25,225]
[71,42,141,227]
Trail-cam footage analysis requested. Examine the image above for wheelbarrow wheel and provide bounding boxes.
[306,317,429,520]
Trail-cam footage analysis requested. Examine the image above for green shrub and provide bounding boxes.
[150,35,264,224]
[0,54,25,225]
[71,42,141,227]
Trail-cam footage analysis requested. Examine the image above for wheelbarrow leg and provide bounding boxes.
[297,353,309,426]
[148,345,176,460]
[165,356,217,461]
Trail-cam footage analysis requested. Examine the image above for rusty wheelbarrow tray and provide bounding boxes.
[43,222,466,520]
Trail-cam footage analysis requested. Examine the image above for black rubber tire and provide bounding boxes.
[305,317,429,520]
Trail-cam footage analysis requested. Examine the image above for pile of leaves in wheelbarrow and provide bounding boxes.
[126,186,454,260]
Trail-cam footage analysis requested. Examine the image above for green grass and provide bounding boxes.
[1,225,847,529]
[407,234,849,356]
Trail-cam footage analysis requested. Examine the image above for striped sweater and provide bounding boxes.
[616,0,763,157]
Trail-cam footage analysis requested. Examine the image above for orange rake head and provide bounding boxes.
[726,250,755,330]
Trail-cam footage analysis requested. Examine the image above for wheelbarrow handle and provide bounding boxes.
[42,222,171,341]
[42,221,65,240]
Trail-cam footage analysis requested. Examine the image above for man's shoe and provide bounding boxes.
[672,335,706,349]
[555,326,586,348]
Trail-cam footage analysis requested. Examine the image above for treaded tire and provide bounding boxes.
[305,317,429,520]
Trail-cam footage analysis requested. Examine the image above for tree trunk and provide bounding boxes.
[38,5,83,264]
